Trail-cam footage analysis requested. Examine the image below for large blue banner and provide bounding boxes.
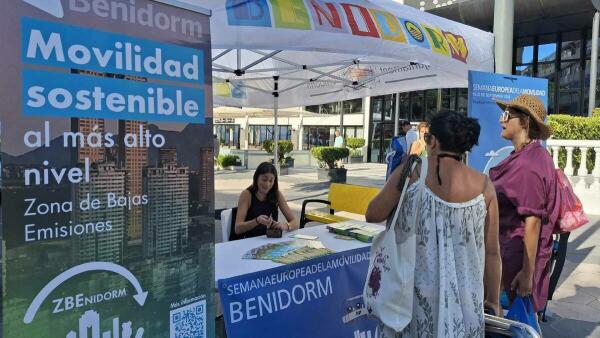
[218,247,378,338]
[468,71,548,173]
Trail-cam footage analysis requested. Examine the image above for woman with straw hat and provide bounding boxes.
[489,94,561,316]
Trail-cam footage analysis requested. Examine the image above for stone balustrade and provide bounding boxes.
[547,139,600,214]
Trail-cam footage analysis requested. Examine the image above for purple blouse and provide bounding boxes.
[489,141,560,311]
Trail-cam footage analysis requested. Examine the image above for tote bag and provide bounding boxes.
[554,169,588,233]
[506,296,541,335]
[363,158,427,332]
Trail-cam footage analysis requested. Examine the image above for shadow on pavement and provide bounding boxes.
[289,181,331,194]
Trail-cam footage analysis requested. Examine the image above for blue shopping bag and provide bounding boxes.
[385,136,405,180]
[506,296,541,335]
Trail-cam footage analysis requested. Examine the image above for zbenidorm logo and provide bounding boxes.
[22,0,64,18]
[21,0,203,39]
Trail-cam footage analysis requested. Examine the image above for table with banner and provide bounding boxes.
[215,223,383,338]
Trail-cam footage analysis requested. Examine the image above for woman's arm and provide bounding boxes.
[409,140,421,155]
[234,190,260,235]
[365,160,414,223]
[511,216,541,297]
[274,191,299,231]
[483,177,502,316]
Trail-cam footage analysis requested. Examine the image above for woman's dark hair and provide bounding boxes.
[248,162,279,204]
[429,110,480,153]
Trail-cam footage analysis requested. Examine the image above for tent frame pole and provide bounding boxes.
[273,76,279,173]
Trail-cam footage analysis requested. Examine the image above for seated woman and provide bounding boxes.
[366,110,502,336]
[234,162,299,239]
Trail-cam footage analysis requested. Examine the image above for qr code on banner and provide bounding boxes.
[170,300,206,338]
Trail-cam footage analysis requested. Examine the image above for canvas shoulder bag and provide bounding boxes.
[363,157,427,332]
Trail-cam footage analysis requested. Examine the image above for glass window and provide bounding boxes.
[344,127,364,140]
[248,125,291,147]
[538,63,556,114]
[303,126,334,150]
[304,102,343,115]
[410,91,424,121]
[371,96,383,121]
[424,89,438,121]
[319,127,331,146]
[382,124,394,154]
[321,102,341,115]
[371,95,394,122]
[516,65,534,77]
[558,60,581,115]
[383,95,395,121]
[369,122,382,163]
[356,127,364,139]
[344,127,354,139]
[343,98,363,114]
[397,93,410,120]
[559,90,580,115]
[516,37,534,64]
[441,88,456,111]
[561,31,582,61]
[559,61,581,90]
[305,105,319,113]
[538,35,557,62]
[214,124,240,149]
[456,89,468,114]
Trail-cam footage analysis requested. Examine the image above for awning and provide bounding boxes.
[202,0,494,108]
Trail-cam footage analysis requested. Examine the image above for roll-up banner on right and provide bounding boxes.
[468,71,548,174]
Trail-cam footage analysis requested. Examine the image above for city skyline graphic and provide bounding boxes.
[2,117,215,337]
[65,310,144,338]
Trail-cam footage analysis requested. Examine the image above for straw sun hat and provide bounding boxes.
[494,93,551,140]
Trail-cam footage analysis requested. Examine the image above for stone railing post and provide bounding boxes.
[592,147,600,190]
[575,147,589,189]
[551,146,560,169]
[565,147,575,177]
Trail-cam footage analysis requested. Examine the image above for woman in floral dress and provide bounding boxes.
[367,111,502,337]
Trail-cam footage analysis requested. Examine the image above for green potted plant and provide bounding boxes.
[346,137,365,163]
[311,146,350,183]
[217,154,241,170]
[263,140,294,175]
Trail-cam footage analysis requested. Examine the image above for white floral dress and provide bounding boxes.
[379,182,487,338]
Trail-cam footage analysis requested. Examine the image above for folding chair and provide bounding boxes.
[219,207,239,242]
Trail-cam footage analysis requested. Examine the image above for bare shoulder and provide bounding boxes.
[239,189,252,203]
[276,190,287,202]
[462,165,494,194]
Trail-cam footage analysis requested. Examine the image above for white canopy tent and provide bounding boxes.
[213,106,323,118]
[198,0,495,165]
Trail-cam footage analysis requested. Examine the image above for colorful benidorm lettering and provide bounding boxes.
[401,19,430,49]
[443,31,468,63]
[308,0,349,33]
[223,1,470,65]
[340,3,380,38]
[226,0,272,27]
[422,23,450,56]
[370,9,407,43]
[270,0,312,30]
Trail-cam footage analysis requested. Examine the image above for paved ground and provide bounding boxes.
[215,163,600,337]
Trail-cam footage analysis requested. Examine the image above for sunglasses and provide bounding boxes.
[500,110,519,123]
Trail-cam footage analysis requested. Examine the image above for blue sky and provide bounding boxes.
[521,44,557,63]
